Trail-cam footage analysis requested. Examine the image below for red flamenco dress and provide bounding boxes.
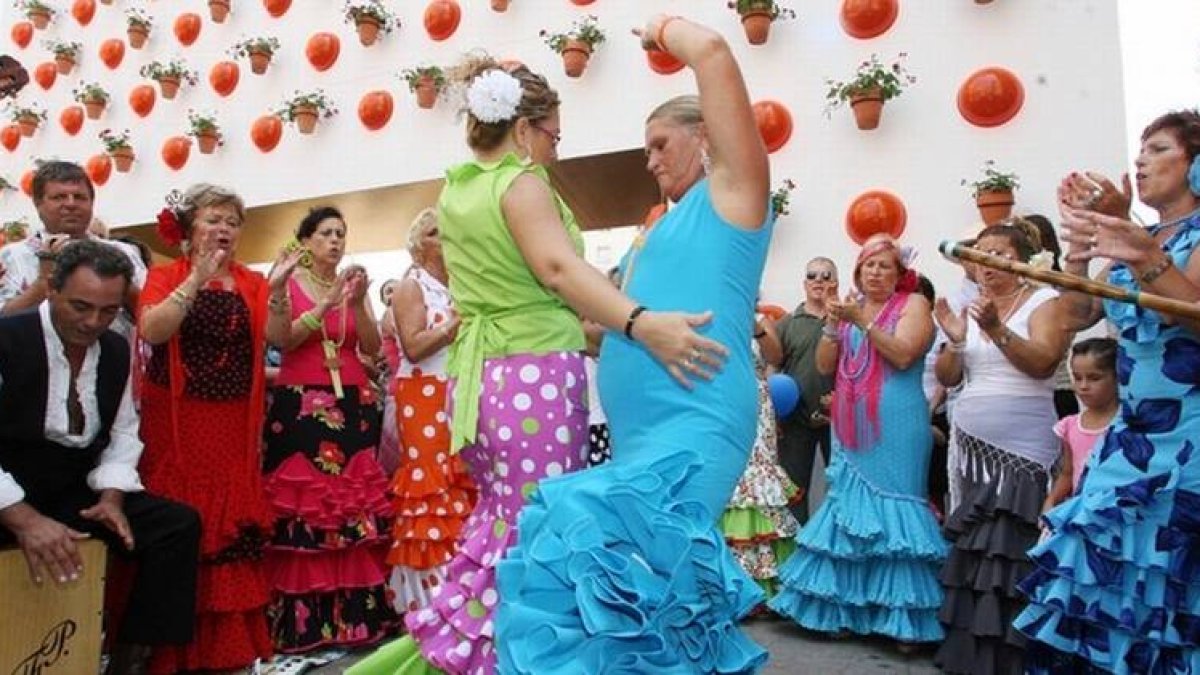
[137,260,274,673]
[261,277,398,653]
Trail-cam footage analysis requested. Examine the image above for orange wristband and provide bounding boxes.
[655,16,683,52]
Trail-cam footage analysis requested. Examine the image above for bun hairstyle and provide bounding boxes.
[646,94,703,130]
[451,52,560,152]
[977,218,1041,263]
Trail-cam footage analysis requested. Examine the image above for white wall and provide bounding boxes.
[1,0,1128,306]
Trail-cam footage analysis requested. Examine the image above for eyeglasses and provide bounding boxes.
[532,125,561,146]
[806,271,835,282]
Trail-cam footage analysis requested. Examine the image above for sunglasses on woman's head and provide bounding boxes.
[806,271,835,281]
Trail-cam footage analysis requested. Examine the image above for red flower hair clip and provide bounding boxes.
[156,190,185,247]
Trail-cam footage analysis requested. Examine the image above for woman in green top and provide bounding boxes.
[350,54,725,675]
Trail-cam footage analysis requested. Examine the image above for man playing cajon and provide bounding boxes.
[0,240,200,675]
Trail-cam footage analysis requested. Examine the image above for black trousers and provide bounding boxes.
[0,491,201,645]
[776,420,831,524]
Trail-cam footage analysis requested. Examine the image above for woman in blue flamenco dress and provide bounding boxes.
[767,236,947,647]
[493,15,775,674]
[1015,109,1200,673]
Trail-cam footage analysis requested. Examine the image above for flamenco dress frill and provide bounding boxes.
[720,349,799,605]
[1015,218,1200,674]
[768,323,946,643]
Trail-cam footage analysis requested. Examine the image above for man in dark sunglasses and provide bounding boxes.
[773,257,839,522]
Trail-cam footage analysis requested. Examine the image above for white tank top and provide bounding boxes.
[396,267,453,378]
[957,286,1058,400]
[954,285,1060,465]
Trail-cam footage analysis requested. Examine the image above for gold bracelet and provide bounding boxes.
[168,288,193,311]
[299,311,322,331]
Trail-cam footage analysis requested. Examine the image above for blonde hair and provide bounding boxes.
[451,52,559,151]
[406,207,438,261]
[178,183,245,236]
[646,94,703,129]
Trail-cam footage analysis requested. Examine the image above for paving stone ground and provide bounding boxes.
[306,617,940,675]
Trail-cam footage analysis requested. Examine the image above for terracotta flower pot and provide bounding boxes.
[414,79,438,109]
[83,98,106,120]
[356,17,381,46]
[110,148,134,173]
[16,115,38,137]
[740,11,773,45]
[196,131,219,154]
[209,0,230,23]
[28,10,51,30]
[248,50,271,75]
[849,87,885,131]
[54,55,75,75]
[561,39,591,79]
[975,189,1014,225]
[127,25,149,49]
[490,0,510,10]
[292,105,318,134]
[157,76,180,100]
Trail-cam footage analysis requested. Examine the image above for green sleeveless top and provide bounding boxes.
[438,153,586,451]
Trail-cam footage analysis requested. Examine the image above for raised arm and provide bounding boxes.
[645,16,769,229]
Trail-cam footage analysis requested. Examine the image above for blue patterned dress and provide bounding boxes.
[492,180,774,674]
[1016,210,1200,674]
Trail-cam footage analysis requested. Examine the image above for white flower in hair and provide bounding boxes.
[466,70,522,124]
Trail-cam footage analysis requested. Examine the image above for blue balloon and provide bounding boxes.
[767,374,801,418]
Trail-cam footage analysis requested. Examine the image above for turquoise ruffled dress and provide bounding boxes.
[1015,212,1200,673]
[493,180,774,674]
[768,325,946,642]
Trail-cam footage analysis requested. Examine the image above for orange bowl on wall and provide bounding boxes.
[839,0,899,39]
[845,190,907,244]
[957,67,1024,128]
[753,100,793,153]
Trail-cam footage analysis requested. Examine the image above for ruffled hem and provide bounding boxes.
[494,451,768,674]
[345,635,446,675]
[721,505,797,544]
[767,458,945,642]
[389,564,449,614]
[265,544,391,594]
[148,608,272,674]
[793,459,947,560]
[729,538,795,587]
[728,465,799,510]
[269,585,398,654]
[935,456,1046,675]
[265,452,394,550]
[400,506,515,674]
[388,453,475,503]
[1014,477,1200,674]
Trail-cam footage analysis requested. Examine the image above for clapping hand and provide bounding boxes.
[1059,171,1132,219]
[267,247,305,294]
[343,265,369,305]
[1060,207,1158,266]
[189,231,226,285]
[933,298,967,344]
[968,296,1001,332]
[827,293,865,328]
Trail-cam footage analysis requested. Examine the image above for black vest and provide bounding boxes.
[0,310,129,513]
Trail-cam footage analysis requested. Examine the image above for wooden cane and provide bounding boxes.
[938,239,1200,321]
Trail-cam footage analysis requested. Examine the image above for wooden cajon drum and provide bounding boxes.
[0,540,106,675]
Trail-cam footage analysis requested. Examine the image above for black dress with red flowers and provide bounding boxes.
[261,278,396,653]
